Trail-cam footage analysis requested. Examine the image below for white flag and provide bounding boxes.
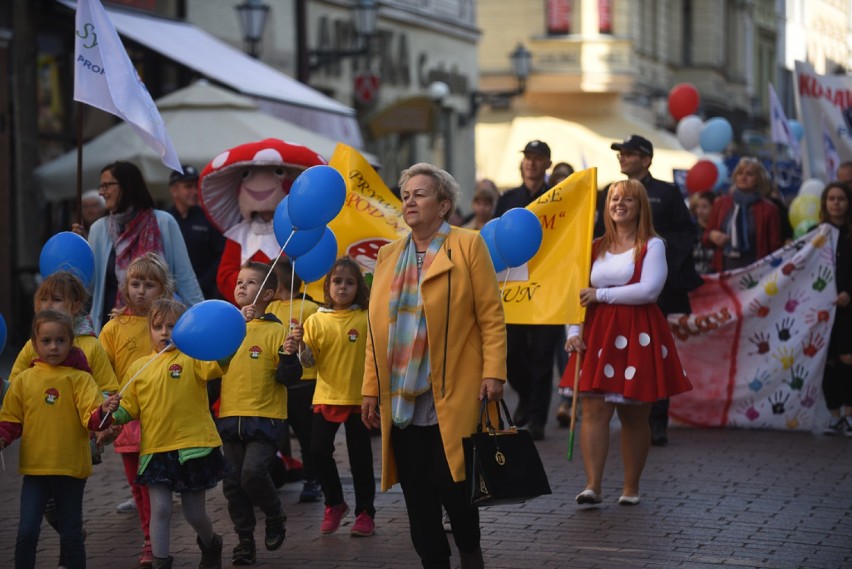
[768,83,801,161]
[74,0,181,172]
[822,115,840,181]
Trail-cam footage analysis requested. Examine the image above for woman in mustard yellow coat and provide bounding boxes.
[361,163,507,569]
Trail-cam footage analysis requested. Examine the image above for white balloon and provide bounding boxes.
[799,178,825,198]
[676,115,703,150]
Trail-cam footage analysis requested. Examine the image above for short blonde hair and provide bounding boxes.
[398,163,459,221]
[148,298,186,330]
[731,157,772,197]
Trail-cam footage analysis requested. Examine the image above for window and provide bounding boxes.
[599,0,612,34]
[547,0,571,35]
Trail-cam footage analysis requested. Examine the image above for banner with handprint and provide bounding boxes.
[669,224,838,430]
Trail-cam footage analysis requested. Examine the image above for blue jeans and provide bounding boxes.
[17,475,86,569]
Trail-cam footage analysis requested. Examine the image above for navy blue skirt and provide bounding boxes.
[137,448,231,493]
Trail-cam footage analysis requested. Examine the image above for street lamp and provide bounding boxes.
[306,0,378,74]
[467,43,532,119]
[235,0,270,58]
[428,81,453,174]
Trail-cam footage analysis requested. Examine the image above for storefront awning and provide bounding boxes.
[476,113,697,190]
[58,0,362,147]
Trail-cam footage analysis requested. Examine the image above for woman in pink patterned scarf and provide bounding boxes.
[74,161,203,332]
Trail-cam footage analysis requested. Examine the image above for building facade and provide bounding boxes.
[190,0,481,195]
[474,0,800,188]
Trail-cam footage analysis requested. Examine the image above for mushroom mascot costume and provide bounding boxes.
[199,138,326,304]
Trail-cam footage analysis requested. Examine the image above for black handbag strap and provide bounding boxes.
[476,399,516,434]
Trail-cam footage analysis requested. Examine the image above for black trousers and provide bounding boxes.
[505,324,563,427]
[391,424,480,569]
[311,412,376,516]
[222,439,283,535]
[286,382,317,480]
[823,360,852,410]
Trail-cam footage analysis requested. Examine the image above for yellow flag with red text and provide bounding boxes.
[501,168,597,325]
[306,143,406,298]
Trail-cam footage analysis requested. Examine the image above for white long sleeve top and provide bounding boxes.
[568,237,667,339]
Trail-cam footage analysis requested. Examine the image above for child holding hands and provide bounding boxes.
[9,271,120,568]
[99,252,174,566]
[0,309,120,569]
[267,258,322,503]
[219,261,288,565]
[111,299,229,569]
[294,257,376,536]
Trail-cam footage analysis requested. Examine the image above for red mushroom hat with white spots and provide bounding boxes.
[199,138,327,233]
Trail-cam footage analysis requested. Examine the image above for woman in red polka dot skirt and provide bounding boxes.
[561,179,692,506]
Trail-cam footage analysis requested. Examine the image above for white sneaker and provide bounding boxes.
[823,417,845,436]
[116,498,137,513]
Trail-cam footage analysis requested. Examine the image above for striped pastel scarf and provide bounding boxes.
[387,222,450,428]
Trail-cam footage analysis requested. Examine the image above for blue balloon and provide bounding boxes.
[788,119,805,141]
[294,228,338,283]
[495,208,543,268]
[699,117,733,153]
[480,218,508,273]
[39,231,95,286]
[171,300,247,361]
[273,196,325,257]
[0,313,6,355]
[288,166,346,231]
[710,157,729,191]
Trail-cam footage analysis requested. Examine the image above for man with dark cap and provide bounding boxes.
[167,165,225,299]
[495,140,562,441]
[603,134,703,445]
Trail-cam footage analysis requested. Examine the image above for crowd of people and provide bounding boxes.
[0,140,850,569]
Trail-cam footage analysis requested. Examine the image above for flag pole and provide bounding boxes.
[567,324,583,461]
[75,104,84,227]
[771,142,780,192]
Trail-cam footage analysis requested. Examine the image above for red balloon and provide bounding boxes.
[668,83,700,121]
[686,160,717,193]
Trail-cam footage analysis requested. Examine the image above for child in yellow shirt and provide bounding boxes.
[219,261,288,565]
[0,310,119,569]
[99,252,174,566]
[294,257,376,537]
[111,299,228,569]
[267,258,322,503]
[9,271,120,568]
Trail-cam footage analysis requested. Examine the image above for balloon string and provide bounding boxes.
[288,262,295,336]
[98,344,171,429]
[253,230,294,306]
[298,289,307,357]
[500,269,510,297]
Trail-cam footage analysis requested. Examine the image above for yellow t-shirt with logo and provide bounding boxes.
[10,335,120,393]
[268,298,320,380]
[119,350,222,454]
[219,317,287,420]
[303,308,368,406]
[0,362,103,478]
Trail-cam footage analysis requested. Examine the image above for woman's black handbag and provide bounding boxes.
[462,399,552,506]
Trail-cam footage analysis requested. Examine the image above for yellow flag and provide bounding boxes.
[306,143,406,298]
[501,168,597,325]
